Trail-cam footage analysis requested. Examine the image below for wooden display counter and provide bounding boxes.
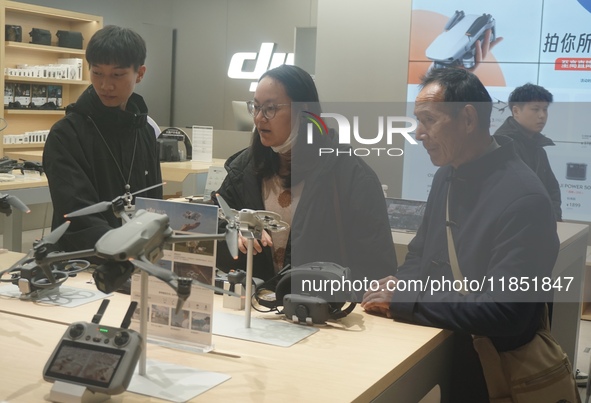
[392,222,590,369]
[0,251,453,403]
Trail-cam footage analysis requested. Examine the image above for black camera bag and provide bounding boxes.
[29,28,51,45]
[56,30,83,49]
[5,25,22,42]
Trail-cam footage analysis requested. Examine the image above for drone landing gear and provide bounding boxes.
[48,381,109,403]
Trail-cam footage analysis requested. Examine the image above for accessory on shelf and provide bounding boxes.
[5,25,22,42]
[56,30,83,49]
[29,28,51,46]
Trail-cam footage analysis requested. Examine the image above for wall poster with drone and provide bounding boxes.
[403,0,591,222]
[130,198,219,350]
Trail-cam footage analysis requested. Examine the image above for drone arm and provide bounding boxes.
[120,211,133,223]
[37,248,96,267]
[444,10,464,31]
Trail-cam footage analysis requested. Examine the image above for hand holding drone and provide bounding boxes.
[216,195,289,255]
[426,10,502,70]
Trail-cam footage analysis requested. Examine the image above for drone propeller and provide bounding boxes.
[33,221,71,282]
[41,220,71,247]
[216,194,239,259]
[0,221,71,286]
[65,183,164,218]
[0,193,30,215]
[2,216,68,271]
[130,259,175,283]
[65,201,112,218]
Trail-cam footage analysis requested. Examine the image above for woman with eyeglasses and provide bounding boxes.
[215,64,397,286]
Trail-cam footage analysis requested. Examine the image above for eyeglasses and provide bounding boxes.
[246,101,290,120]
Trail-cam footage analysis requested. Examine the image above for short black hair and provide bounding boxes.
[420,68,493,130]
[508,83,553,112]
[86,25,146,71]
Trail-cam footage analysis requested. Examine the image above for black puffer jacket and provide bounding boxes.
[43,86,162,251]
[215,135,397,285]
[494,116,562,220]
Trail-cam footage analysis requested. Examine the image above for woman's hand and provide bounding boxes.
[238,229,273,255]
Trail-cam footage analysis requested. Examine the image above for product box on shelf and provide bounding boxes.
[31,84,48,106]
[47,85,63,107]
[13,83,31,105]
[4,83,14,106]
[57,58,83,80]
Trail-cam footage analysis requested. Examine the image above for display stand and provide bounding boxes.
[127,359,230,403]
[236,209,288,329]
[48,381,109,403]
[244,238,254,328]
[130,271,229,402]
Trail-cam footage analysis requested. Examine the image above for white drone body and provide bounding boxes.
[236,208,289,239]
[426,11,496,69]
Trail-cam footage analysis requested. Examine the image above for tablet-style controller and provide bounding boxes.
[43,300,142,395]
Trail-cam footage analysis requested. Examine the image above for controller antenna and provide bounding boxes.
[91,299,110,324]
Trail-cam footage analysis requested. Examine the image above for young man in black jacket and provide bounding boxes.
[493,83,562,221]
[43,25,162,252]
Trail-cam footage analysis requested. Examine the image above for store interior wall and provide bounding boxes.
[11,0,319,134]
[315,0,413,197]
[170,0,317,132]
[8,0,415,229]
[11,0,173,127]
[7,0,590,241]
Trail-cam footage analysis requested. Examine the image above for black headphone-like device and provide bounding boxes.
[253,262,357,325]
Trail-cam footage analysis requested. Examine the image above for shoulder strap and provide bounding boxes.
[446,183,469,295]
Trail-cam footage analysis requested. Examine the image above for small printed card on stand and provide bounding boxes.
[131,197,219,352]
[203,166,227,202]
[191,125,213,162]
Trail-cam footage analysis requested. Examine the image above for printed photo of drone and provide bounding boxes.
[0,184,287,314]
[426,10,499,70]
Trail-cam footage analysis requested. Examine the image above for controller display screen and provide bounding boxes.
[45,340,125,388]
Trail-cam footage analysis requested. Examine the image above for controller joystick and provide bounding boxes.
[113,331,130,347]
[68,323,86,339]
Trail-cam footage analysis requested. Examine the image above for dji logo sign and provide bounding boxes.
[228,42,294,92]
[306,113,418,157]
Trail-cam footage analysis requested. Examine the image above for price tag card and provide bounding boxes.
[191,125,213,162]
